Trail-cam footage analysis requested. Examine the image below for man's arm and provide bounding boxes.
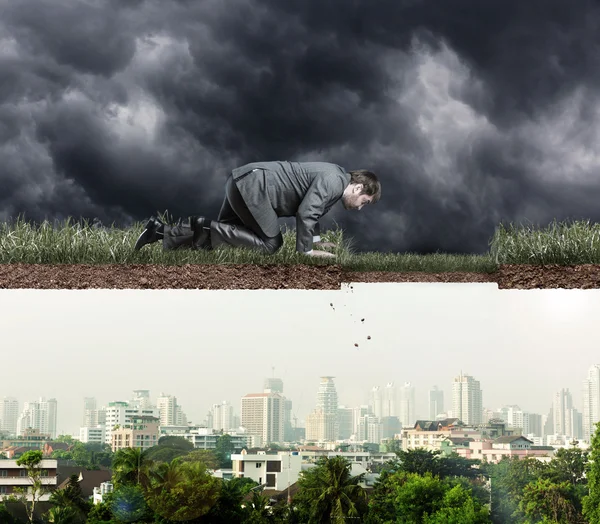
[296,176,333,253]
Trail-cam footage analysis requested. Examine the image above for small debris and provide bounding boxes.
[361,318,365,322]
[367,336,371,340]
[354,343,359,347]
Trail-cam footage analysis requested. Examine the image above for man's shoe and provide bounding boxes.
[190,216,211,249]
[134,217,165,250]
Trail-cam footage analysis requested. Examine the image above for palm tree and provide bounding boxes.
[295,456,368,523]
[111,447,153,488]
[44,506,80,524]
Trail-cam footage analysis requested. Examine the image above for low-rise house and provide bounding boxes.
[231,450,301,490]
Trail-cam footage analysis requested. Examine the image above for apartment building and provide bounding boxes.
[0,459,58,500]
[110,416,160,452]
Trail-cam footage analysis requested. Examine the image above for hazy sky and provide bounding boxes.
[1,283,599,435]
[3,0,600,253]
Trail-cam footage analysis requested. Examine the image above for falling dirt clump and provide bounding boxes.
[0,263,599,289]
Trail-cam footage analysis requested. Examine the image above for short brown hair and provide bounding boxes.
[349,170,381,203]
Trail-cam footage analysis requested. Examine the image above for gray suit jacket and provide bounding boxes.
[231,161,351,252]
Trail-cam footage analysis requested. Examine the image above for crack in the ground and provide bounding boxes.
[1,263,600,289]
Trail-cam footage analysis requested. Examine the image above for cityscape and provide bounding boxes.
[2,363,599,454]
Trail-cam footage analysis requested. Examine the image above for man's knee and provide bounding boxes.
[264,234,284,255]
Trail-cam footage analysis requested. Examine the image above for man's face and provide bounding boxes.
[342,184,374,210]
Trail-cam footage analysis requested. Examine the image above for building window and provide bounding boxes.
[267,461,282,473]
[20,470,28,477]
[266,473,276,488]
[0,487,6,494]
[0,471,6,477]
[256,463,262,468]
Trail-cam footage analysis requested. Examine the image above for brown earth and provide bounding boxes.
[1,263,600,289]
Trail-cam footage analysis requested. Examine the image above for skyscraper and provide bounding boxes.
[583,364,600,442]
[429,386,444,420]
[0,397,19,436]
[399,382,416,428]
[16,397,58,438]
[553,388,581,438]
[383,383,397,417]
[264,377,284,394]
[157,393,179,426]
[83,397,97,426]
[131,390,152,409]
[370,386,382,418]
[241,392,285,445]
[212,401,234,432]
[452,373,482,425]
[305,377,339,442]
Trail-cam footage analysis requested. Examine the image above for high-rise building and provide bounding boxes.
[337,406,354,440]
[383,383,397,418]
[264,377,284,394]
[131,390,152,410]
[212,401,234,432]
[104,401,160,444]
[583,364,600,443]
[553,388,580,438]
[305,377,339,442]
[16,398,58,438]
[0,397,19,436]
[399,382,416,428]
[352,405,372,436]
[429,386,444,420]
[241,392,285,445]
[157,394,178,426]
[83,397,97,426]
[283,399,294,442]
[452,373,482,425]
[370,387,382,419]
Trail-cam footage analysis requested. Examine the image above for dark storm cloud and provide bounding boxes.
[2,0,600,253]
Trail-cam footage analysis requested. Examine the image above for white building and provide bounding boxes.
[212,401,234,432]
[357,415,382,444]
[399,382,416,428]
[104,401,160,445]
[157,394,178,426]
[232,450,301,491]
[16,398,58,439]
[0,397,19,436]
[93,481,114,505]
[80,425,107,444]
[583,364,600,443]
[452,373,483,425]
[241,392,285,445]
[370,387,382,419]
[383,383,397,418]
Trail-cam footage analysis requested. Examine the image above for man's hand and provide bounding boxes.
[314,241,337,251]
[306,249,336,258]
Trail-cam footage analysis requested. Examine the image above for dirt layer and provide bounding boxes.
[1,263,600,289]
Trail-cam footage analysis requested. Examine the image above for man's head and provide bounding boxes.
[342,170,381,210]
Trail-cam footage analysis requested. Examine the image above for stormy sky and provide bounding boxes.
[2,0,600,254]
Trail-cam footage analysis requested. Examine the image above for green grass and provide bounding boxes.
[0,216,599,272]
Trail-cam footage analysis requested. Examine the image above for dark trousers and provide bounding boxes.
[163,175,284,254]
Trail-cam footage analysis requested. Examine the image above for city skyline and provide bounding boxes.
[1,284,600,435]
